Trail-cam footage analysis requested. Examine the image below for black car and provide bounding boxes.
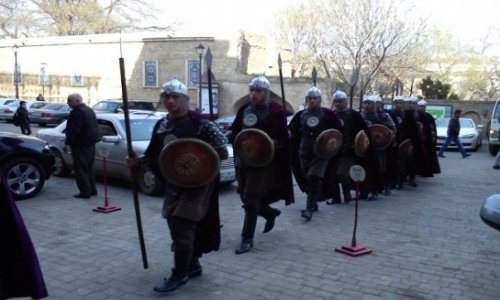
[92,100,157,113]
[0,132,55,199]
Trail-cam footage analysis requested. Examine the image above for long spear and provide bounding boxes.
[118,45,149,269]
[205,47,214,120]
[277,54,287,112]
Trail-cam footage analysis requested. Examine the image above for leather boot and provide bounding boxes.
[235,238,253,254]
[301,209,313,221]
[153,251,191,293]
[261,206,281,233]
[188,256,202,278]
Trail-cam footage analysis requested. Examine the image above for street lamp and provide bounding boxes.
[195,43,205,111]
[12,44,19,99]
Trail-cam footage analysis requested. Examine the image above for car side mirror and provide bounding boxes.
[101,135,120,144]
[477,124,484,129]
[480,194,500,231]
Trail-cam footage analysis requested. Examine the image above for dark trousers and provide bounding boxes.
[167,217,197,275]
[241,200,275,240]
[20,123,31,135]
[70,145,97,196]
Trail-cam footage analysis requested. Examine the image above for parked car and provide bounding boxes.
[488,99,500,155]
[92,99,157,113]
[435,117,483,151]
[0,100,47,122]
[36,111,236,196]
[29,103,71,126]
[215,114,236,133]
[0,131,55,199]
[0,98,18,107]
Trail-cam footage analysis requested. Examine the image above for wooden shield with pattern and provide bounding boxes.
[368,124,393,150]
[159,138,220,188]
[398,138,414,160]
[354,130,370,157]
[233,128,275,167]
[313,129,343,159]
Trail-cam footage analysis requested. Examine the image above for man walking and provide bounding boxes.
[63,93,101,199]
[437,109,471,158]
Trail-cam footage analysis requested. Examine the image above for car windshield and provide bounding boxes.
[93,102,120,111]
[120,119,158,141]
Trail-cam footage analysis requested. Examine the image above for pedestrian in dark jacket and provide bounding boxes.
[437,109,471,158]
[63,93,101,199]
[14,101,31,135]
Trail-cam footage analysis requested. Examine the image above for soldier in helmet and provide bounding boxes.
[360,94,396,199]
[326,90,368,204]
[417,99,440,174]
[126,78,228,293]
[288,86,342,221]
[229,75,294,254]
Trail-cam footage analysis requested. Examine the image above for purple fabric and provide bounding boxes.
[0,173,48,299]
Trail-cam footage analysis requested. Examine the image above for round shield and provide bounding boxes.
[354,130,370,157]
[368,124,393,150]
[398,138,413,160]
[233,128,275,167]
[159,138,220,188]
[313,129,343,159]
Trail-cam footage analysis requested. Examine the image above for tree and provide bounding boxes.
[0,0,173,38]
[274,0,426,101]
[418,76,451,99]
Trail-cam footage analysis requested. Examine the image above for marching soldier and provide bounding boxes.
[289,86,342,221]
[360,95,396,199]
[326,90,368,204]
[417,99,441,174]
[126,78,228,293]
[229,75,294,254]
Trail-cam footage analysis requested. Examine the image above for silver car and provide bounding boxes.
[0,100,47,122]
[36,112,235,196]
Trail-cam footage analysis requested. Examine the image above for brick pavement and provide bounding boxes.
[13,146,500,300]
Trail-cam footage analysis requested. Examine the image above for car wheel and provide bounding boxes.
[52,149,71,177]
[2,157,46,200]
[137,165,164,196]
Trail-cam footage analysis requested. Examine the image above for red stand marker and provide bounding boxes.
[93,155,121,213]
[335,165,371,256]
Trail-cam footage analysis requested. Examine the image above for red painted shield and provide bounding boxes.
[159,138,220,188]
[234,128,275,167]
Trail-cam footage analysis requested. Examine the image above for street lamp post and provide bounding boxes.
[13,44,19,99]
[195,43,205,111]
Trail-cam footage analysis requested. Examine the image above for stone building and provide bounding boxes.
[0,31,333,117]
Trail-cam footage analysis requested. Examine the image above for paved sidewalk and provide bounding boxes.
[14,148,500,300]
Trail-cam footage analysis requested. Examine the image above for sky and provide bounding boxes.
[148,0,500,55]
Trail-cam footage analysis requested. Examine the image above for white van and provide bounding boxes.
[488,99,500,155]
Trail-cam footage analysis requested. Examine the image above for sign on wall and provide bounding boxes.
[12,64,22,85]
[39,64,50,85]
[187,60,200,89]
[72,73,84,86]
[200,87,219,115]
[143,60,158,87]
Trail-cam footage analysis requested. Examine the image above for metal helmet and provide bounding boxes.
[249,75,270,90]
[160,78,189,98]
[417,99,427,106]
[392,95,405,102]
[305,86,322,99]
[405,96,418,103]
[362,95,377,102]
[332,90,347,101]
